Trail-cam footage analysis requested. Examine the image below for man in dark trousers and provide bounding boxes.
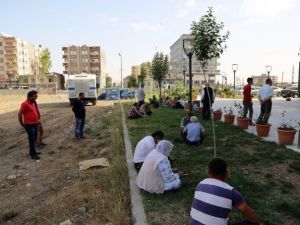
[257,78,273,124]
[72,92,86,140]
[201,83,215,120]
[243,77,255,125]
[18,90,41,160]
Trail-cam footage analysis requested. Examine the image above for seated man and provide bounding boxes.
[189,158,262,225]
[150,95,159,108]
[174,97,185,109]
[133,130,164,171]
[136,140,181,194]
[128,102,143,119]
[180,112,193,134]
[139,102,152,116]
[183,116,205,145]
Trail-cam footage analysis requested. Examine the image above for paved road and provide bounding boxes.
[213,97,300,153]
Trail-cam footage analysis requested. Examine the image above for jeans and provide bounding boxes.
[75,117,85,139]
[243,101,253,120]
[24,124,38,156]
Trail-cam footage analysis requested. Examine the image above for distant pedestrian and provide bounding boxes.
[243,78,255,125]
[137,84,145,107]
[189,158,262,225]
[257,78,273,124]
[18,91,41,160]
[72,92,86,140]
[201,83,215,120]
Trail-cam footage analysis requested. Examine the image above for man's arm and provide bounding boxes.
[236,202,261,224]
[18,110,24,127]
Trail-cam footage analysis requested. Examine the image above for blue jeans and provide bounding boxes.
[24,124,38,156]
[75,117,85,139]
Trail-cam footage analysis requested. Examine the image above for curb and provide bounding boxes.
[121,105,148,225]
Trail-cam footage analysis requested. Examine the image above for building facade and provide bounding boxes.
[252,74,278,86]
[62,45,106,89]
[169,34,220,88]
[0,33,42,87]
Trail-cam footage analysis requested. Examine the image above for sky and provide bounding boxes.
[1,0,300,85]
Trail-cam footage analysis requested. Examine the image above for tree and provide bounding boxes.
[106,76,112,87]
[151,52,169,99]
[39,48,52,74]
[190,7,229,157]
[127,75,138,88]
[191,7,229,70]
[138,64,147,85]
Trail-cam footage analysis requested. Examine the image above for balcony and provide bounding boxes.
[63,54,68,59]
[62,47,67,51]
[63,62,68,66]
[63,71,68,74]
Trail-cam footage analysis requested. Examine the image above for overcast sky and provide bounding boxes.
[1,0,299,85]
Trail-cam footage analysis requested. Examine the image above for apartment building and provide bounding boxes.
[62,45,106,89]
[0,33,42,87]
[252,74,278,85]
[169,34,220,88]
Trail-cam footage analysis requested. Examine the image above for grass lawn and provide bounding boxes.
[125,105,300,225]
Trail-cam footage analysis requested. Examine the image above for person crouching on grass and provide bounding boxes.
[182,116,205,145]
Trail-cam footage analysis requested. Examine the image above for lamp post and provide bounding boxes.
[183,38,194,112]
[168,73,171,90]
[232,64,238,91]
[266,65,272,79]
[183,70,186,86]
[118,53,123,88]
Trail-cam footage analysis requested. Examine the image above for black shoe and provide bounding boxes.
[36,152,41,155]
[80,136,86,139]
[31,155,40,160]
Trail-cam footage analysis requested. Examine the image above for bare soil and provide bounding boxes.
[0,94,122,225]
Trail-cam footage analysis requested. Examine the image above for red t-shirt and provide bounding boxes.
[20,100,39,125]
[243,84,252,102]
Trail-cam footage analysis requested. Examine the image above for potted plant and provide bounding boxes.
[277,111,298,145]
[234,102,249,129]
[213,108,222,121]
[223,106,235,124]
[255,122,272,137]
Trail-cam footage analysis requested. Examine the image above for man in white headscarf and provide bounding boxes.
[136,140,181,194]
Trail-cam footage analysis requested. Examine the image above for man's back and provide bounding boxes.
[185,123,203,142]
[189,178,244,225]
[133,136,155,163]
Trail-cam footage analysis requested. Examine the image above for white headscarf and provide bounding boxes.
[153,140,174,169]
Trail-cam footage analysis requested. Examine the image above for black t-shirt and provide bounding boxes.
[73,99,86,119]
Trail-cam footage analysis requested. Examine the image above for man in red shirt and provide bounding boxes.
[243,78,255,125]
[18,91,41,160]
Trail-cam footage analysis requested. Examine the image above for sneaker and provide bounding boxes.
[31,155,40,160]
[36,152,42,155]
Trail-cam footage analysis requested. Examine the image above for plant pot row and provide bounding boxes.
[215,113,298,145]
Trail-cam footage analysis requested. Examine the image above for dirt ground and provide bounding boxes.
[0,94,119,225]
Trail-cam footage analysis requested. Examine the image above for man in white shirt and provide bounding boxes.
[137,84,145,107]
[183,116,205,145]
[257,79,273,124]
[133,130,164,171]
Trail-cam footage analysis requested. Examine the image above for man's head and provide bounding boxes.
[205,83,210,88]
[247,77,253,85]
[208,158,228,180]
[79,92,84,100]
[190,116,198,123]
[266,78,272,86]
[141,84,144,88]
[27,90,38,102]
[151,130,164,144]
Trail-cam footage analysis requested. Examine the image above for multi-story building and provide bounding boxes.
[252,74,278,86]
[0,33,42,87]
[62,45,106,89]
[169,34,220,88]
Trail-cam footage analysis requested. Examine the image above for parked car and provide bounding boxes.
[281,87,299,98]
[251,86,260,96]
[97,92,106,100]
[123,91,136,99]
[272,87,282,97]
[106,88,121,100]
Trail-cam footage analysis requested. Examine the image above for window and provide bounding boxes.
[70,51,77,55]
[81,50,89,55]
[82,58,88,63]
[0,66,4,70]
[0,42,2,46]
[0,50,3,55]
[0,58,3,63]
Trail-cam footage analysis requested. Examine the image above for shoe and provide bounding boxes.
[36,152,42,155]
[31,155,40,160]
[39,143,47,147]
[80,136,86,139]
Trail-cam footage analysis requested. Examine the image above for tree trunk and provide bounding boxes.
[159,83,162,100]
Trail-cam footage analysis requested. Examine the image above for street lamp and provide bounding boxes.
[168,73,171,90]
[183,38,194,112]
[232,64,238,91]
[118,53,123,88]
[266,65,272,79]
[183,70,186,86]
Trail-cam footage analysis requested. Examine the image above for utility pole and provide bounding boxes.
[281,72,284,87]
[292,65,294,84]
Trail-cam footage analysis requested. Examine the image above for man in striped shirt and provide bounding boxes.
[189,158,262,225]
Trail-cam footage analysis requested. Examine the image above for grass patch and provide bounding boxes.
[125,105,300,225]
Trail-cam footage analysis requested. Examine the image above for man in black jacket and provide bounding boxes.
[201,83,215,120]
[72,93,86,140]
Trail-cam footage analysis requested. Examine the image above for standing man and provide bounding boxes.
[189,158,262,225]
[72,92,86,140]
[243,78,255,125]
[137,83,145,107]
[201,83,215,120]
[18,91,41,160]
[257,78,273,124]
